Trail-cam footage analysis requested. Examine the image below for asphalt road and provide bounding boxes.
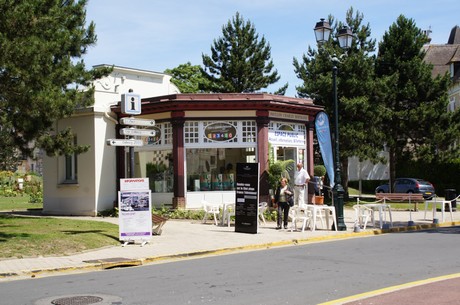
[1,226,459,305]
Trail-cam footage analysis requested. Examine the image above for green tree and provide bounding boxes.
[201,12,283,93]
[164,62,211,93]
[0,0,110,159]
[0,128,21,171]
[293,8,385,193]
[375,15,458,190]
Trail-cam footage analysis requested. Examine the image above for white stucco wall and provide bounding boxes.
[92,65,179,111]
[43,65,180,216]
[94,112,118,212]
[43,115,97,215]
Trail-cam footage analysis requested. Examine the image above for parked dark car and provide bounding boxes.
[375,178,435,199]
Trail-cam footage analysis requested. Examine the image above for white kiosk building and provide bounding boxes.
[42,65,180,216]
[43,65,322,216]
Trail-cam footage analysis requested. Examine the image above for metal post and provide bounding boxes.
[332,64,347,231]
[129,146,134,178]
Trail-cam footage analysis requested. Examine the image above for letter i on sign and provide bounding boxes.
[130,96,137,111]
[121,93,141,115]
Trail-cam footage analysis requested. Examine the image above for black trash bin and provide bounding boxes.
[445,189,457,212]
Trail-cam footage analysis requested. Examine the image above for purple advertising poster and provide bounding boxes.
[118,178,152,243]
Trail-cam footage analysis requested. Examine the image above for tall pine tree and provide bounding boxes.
[375,15,456,189]
[294,8,385,193]
[201,12,282,93]
[0,0,110,160]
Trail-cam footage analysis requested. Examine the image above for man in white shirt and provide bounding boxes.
[293,162,310,206]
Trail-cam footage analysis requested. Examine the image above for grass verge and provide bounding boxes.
[0,214,119,259]
[0,195,43,211]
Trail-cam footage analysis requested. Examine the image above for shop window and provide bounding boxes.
[268,120,307,178]
[241,121,257,142]
[163,123,172,145]
[139,150,174,193]
[186,148,255,192]
[298,124,306,133]
[276,147,296,162]
[184,122,199,144]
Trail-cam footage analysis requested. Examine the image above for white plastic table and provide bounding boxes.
[305,204,337,232]
[424,197,453,223]
[362,203,393,229]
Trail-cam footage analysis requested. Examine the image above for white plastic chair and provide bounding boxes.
[289,205,311,232]
[224,203,236,227]
[353,204,373,229]
[258,202,268,226]
[202,200,220,225]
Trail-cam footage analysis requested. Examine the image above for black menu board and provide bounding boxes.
[235,163,260,234]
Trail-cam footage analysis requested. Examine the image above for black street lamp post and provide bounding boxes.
[314,19,353,231]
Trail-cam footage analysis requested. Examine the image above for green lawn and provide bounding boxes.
[0,215,119,259]
[0,196,119,259]
[0,195,43,211]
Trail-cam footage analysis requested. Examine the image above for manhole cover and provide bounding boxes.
[36,294,122,305]
[51,296,103,305]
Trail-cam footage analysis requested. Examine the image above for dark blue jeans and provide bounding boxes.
[277,201,290,227]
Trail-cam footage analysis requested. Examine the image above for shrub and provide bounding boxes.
[314,165,326,177]
[0,171,43,199]
[98,207,119,217]
[268,160,295,190]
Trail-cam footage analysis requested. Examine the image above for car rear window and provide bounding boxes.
[417,180,431,186]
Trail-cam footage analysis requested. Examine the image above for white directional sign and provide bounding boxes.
[120,117,155,127]
[120,128,156,137]
[107,139,144,147]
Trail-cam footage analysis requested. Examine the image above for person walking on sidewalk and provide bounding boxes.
[274,178,293,229]
[293,162,310,206]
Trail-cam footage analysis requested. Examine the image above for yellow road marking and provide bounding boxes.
[318,273,460,305]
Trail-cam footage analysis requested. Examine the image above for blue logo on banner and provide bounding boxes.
[315,111,335,188]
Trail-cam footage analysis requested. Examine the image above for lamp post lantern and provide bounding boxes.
[314,19,353,231]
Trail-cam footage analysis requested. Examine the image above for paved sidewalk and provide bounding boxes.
[1,204,458,283]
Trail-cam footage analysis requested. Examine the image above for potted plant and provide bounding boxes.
[313,165,326,204]
[146,162,167,192]
[314,165,326,177]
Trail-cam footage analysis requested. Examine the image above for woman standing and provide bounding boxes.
[274,177,293,229]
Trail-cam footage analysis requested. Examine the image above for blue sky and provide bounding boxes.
[84,0,458,96]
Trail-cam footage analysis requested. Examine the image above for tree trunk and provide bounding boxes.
[342,157,349,200]
[389,147,396,193]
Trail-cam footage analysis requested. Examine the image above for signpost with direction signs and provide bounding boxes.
[107,92,158,246]
[106,91,157,178]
